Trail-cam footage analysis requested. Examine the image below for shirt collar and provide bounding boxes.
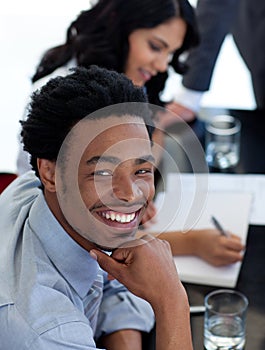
[29,193,99,299]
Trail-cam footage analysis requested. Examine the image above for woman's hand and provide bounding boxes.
[190,229,245,266]
[157,229,245,267]
[154,102,196,130]
[165,102,196,124]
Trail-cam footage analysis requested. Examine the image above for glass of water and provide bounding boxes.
[204,289,248,350]
[205,115,241,170]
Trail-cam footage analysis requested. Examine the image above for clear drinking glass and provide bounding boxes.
[204,289,248,350]
[205,115,241,170]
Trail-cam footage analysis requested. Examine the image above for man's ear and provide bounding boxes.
[37,159,56,192]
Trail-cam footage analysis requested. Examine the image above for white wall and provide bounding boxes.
[0,1,255,173]
[0,1,92,172]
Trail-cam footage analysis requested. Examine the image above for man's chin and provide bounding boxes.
[93,233,140,251]
[95,243,114,252]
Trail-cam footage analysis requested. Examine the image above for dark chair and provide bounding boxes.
[0,173,17,194]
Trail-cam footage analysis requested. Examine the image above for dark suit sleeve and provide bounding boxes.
[182,0,239,92]
[232,0,265,108]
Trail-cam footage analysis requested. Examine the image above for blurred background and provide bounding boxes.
[0,0,255,173]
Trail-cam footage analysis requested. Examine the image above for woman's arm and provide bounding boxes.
[157,229,244,266]
[141,202,244,266]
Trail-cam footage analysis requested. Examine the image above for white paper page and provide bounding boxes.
[167,173,265,225]
[149,190,252,287]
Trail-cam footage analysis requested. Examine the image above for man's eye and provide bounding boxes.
[136,169,153,175]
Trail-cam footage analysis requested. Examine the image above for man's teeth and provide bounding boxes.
[101,211,136,223]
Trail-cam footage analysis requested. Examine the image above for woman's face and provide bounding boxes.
[125,17,187,86]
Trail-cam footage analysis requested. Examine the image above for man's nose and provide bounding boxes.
[112,175,143,202]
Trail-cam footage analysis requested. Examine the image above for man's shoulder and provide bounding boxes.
[0,171,42,236]
[0,171,41,206]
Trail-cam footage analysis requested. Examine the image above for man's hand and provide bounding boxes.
[90,236,193,350]
[90,235,180,304]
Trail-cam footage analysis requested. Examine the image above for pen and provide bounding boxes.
[211,215,229,237]
[190,305,206,314]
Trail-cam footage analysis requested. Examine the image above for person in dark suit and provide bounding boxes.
[232,0,265,109]
[170,0,265,120]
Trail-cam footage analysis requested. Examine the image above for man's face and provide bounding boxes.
[56,115,155,250]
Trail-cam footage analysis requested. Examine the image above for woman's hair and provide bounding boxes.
[22,65,153,176]
[32,0,199,105]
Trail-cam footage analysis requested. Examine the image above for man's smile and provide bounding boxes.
[99,210,136,223]
[93,207,143,230]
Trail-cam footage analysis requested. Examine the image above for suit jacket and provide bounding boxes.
[183,0,265,108]
[232,0,265,107]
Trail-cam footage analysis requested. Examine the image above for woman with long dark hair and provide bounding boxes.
[18,0,198,174]
[32,0,198,106]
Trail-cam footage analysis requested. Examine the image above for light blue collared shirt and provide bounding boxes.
[0,172,154,349]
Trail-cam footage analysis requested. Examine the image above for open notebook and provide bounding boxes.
[148,187,252,287]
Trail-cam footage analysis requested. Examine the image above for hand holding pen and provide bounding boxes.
[211,216,230,237]
[185,218,244,266]
[200,215,244,266]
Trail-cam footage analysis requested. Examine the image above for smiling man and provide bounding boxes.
[0,66,192,350]
[54,112,155,251]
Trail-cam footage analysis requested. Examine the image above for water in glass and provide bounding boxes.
[206,142,239,169]
[204,315,245,350]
